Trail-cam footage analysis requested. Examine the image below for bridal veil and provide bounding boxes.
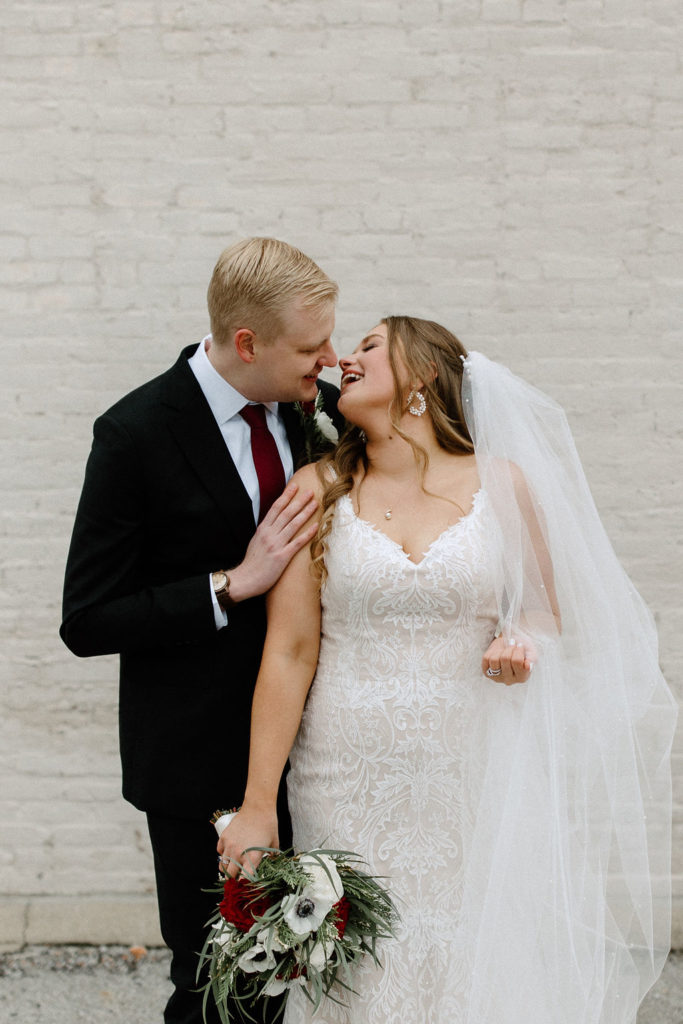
[458,352,677,1024]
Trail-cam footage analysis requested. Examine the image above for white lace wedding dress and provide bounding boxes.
[284,490,499,1024]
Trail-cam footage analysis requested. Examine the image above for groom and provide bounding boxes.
[60,238,341,1024]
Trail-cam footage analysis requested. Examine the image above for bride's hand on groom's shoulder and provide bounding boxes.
[229,480,320,602]
[481,634,537,686]
[217,806,279,878]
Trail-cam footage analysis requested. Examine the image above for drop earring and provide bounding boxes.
[407,389,426,417]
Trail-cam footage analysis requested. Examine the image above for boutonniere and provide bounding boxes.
[295,390,339,462]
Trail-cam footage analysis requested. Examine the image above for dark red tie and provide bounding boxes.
[239,404,286,522]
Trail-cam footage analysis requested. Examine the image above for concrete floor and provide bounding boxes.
[1,946,681,1023]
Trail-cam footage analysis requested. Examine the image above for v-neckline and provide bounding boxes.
[341,490,483,567]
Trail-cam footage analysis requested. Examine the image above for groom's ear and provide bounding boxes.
[234,328,256,363]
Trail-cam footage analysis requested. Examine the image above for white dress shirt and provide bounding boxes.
[188,335,294,627]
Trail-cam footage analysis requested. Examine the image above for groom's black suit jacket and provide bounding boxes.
[61,345,342,821]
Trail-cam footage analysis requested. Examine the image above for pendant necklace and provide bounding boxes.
[356,469,414,523]
[382,480,414,520]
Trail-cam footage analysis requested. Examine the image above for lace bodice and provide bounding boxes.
[316,490,498,702]
[285,491,500,1023]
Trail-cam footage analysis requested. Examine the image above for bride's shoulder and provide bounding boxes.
[290,461,327,500]
[485,457,531,496]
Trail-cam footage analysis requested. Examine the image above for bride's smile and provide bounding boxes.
[338,323,414,429]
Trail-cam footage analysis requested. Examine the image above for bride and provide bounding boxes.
[218,317,675,1024]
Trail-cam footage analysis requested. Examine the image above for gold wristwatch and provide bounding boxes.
[211,570,234,610]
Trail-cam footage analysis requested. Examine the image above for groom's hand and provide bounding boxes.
[228,482,319,602]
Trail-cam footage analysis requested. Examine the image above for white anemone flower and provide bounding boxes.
[316,409,338,443]
[262,975,287,997]
[308,936,335,971]
[298,853,344,904]
[237,942,277,974]
[211,923,239,953]
[262,973,306,998]
[281,890,332,936]
[257,927,287,955]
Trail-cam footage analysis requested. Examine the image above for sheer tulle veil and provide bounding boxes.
[457,352,677,1024]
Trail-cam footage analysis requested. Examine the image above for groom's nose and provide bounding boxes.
[317,339,337,368]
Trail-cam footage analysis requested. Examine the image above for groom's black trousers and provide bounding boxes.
[147,813,286,1024]
[147,813,223,1024]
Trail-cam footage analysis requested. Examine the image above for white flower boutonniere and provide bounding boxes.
[295,390,339,462]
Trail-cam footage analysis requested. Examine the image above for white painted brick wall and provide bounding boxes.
[1,0,681,948]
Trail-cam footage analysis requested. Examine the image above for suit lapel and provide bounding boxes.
[159,351,341,524]
[161,348,255,537]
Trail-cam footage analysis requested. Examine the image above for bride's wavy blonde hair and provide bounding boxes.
[312,316,474,581]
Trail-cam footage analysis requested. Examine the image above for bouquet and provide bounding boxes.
[199,847,397,1023]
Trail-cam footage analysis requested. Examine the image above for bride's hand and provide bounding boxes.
[217,806,279,878]
[228,483,319,601]
[482,634,537,685]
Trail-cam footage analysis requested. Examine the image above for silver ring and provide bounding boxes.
[486,667,502,677]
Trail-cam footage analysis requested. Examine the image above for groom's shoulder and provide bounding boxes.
[99,346,197,425]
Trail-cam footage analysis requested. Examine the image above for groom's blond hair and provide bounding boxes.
[207,237,338,344]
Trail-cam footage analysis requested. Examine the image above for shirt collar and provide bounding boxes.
[188,335,279,423]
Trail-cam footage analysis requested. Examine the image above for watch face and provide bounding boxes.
[213,572,228,593]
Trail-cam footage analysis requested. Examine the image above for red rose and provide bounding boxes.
[219,877,272,933]
[301,401,316,415]
[332,897,350,938]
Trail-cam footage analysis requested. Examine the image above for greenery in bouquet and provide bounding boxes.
[198,847,397,1023]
